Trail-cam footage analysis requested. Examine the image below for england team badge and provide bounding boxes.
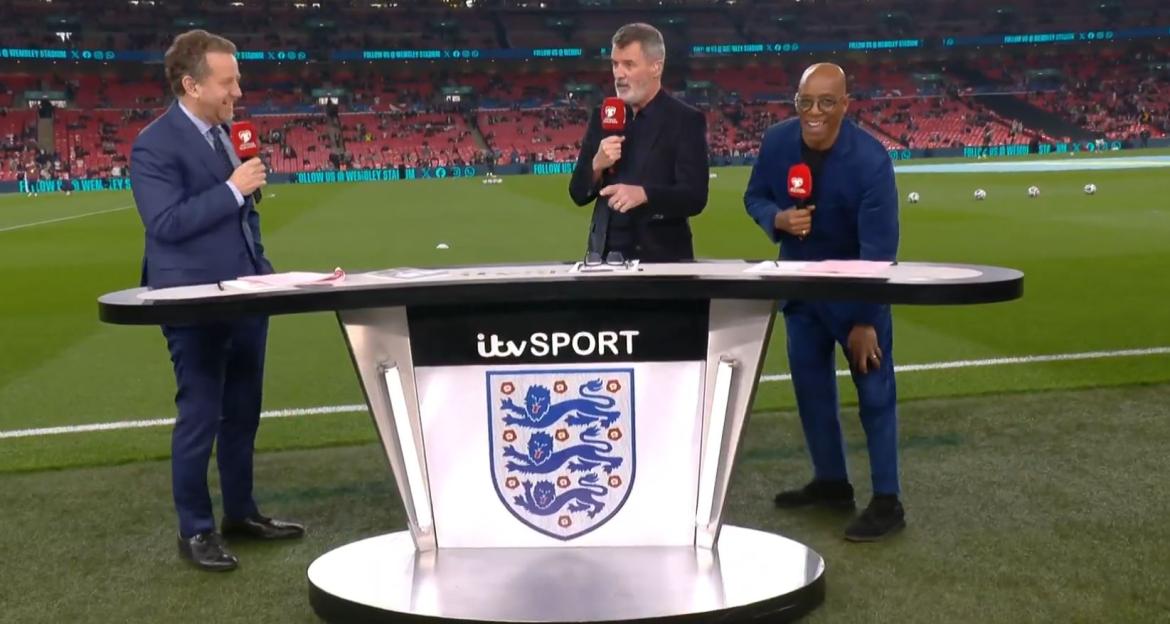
[487,368,636,540]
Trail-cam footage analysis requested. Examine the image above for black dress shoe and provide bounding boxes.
[221,513,305,540]
[773,479,856,510]
[178,532,238,572]
[845,495,906,542]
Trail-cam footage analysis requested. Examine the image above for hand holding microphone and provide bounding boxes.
[593,97,627,175]
[228,120,266,203]
[229,158,267,197]
[775,163,814,238]
[593,136,625,171]
[774,203,815,237]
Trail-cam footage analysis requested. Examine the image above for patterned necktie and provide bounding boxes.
[208,127,235,174]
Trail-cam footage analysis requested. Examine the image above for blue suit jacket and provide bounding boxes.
[130,103,272,289]
[743,118,899,325]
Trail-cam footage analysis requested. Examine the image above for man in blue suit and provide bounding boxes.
[130,30,303,572]
[744,63,905,542]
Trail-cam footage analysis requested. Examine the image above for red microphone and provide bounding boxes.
[600,97,626,134]
[599,97,626,181]
[229,121,260,160]
[229,120,262,203]
[787,163,812,209]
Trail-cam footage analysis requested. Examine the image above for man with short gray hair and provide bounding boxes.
[569,23,709,262]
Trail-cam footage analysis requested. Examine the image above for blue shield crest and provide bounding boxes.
[487,368,636,541]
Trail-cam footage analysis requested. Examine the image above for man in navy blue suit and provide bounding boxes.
[744,63,905,542]
[130,29,303,572]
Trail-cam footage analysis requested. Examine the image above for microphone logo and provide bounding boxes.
[231,122,260,158]
[601,98,625,133]
[787,163,812,201]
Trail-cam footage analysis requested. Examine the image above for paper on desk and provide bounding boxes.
[804,260,892,275]
[745,260,892,278]
[744,261,806,274]
[238,267,345,287]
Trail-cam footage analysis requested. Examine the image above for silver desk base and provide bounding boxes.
[308,526,825,623]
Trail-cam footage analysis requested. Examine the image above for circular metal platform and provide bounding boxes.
[308,525,825,623]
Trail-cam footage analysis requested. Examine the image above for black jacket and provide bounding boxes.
[568,91,709,261]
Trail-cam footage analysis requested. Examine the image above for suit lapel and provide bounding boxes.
[633,99,667,180]
[164,104,224,182]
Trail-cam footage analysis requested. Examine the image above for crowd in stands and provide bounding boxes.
[1000,49,1168,143]
[3,53,1167,183]
[2,0,1167,53]
[2,0,1169,182]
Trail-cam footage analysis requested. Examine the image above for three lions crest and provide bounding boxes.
[488,369,636,540]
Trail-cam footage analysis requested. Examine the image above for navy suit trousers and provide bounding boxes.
[162,317,268,537]
[783,301,899,495]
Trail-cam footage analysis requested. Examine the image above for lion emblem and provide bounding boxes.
[512,474,608,519]
[503,427,623,475]
[489,369,636,540]
[500,379,620,429]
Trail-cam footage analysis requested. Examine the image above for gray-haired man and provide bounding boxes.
[568,23,710,262]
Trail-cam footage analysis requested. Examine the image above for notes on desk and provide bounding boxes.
[221,268,346,291]
[745,260,892,279]
[805,260,892,275]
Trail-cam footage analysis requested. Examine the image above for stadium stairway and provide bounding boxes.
[324,115,345,166]
[949,61,1096,142]
[491,12,510,48]
[467,113,491,153]
[854,114,905,148]
[973,93,1096,142]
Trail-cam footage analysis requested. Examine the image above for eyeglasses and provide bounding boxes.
[576,250,640,272]
[583,251,629,267]
[794,96,842,113]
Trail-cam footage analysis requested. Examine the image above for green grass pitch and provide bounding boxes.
[1,157,1168,621]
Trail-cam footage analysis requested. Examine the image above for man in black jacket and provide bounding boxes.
[568,23,709,262]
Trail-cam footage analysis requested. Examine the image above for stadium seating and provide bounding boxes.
[1,1,1168,180]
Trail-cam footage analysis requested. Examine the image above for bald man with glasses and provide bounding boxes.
[744,63,904,542]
